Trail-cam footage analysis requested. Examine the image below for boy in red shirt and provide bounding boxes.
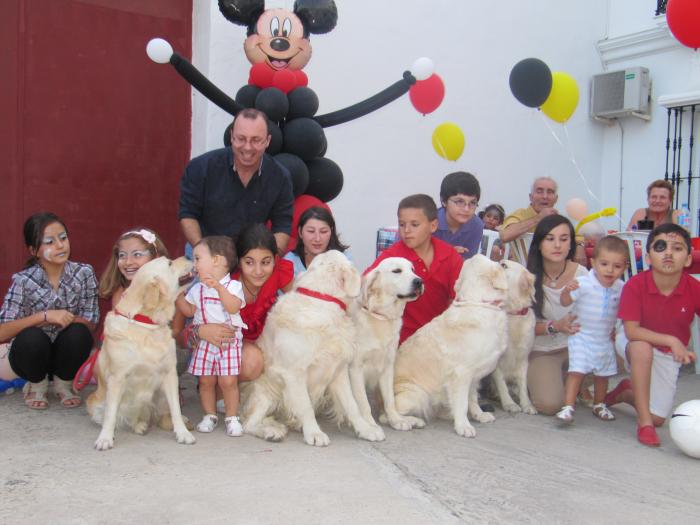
[366,194,464,345]
[610,223,699,447]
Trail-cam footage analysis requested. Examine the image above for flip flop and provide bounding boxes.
[23,379,49,410]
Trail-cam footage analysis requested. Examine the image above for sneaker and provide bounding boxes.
[555,405,575,423]
[225,416,243,437]
[216,399,226,414]
[637,425,660,447]
[196,414,218,433]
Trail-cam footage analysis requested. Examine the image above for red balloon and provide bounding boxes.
[249,63,275,88]
[272,69,297,94]
[293,70,308,88]
[287,195,331,252]
[409,74,445,115]
[667,0,700,49]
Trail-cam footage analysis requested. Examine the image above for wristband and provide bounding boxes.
[546,320,558,335]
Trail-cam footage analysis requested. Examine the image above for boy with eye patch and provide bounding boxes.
[433,171,484,260]
[609,223,700,447]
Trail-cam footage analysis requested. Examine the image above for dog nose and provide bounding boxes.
[412,278,424,292]
[270,38,289,52]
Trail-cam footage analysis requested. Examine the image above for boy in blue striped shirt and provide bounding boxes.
[555,236,629,423]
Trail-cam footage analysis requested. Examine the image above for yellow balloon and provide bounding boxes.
[432,122,465,161]
[541,72,579,123]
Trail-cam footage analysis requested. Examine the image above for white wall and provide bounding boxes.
[190,0,627,269]
[598,4,700,234]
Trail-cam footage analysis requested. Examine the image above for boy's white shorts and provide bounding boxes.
[615,330,681,419]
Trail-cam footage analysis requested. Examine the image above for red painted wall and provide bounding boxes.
[0,0,192,295]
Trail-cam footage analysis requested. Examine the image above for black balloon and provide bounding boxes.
[305,157,343,202]
[509,58,552,108]
[223,122,233,146]
[274,153,309,196]
[282,117,325,160]
[255,87,289,122]
[235,84,261,108]
[266,120,283,155]
[287,87,320,119]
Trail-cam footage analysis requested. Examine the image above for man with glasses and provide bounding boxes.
[433,171,484,260]
[179,108,294,254]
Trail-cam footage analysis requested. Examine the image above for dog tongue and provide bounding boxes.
[179,272,194,286]
[271,60,288,69]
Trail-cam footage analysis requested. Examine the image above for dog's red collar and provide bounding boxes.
[508,307,530,316]
[296,287,347,311]
[115,309,157,325]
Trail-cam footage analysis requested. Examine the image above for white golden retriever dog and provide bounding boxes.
[241,250,385,446]
[348,257,425,431]
[490,260,537,415]
[393,255,508,437]
[87,257,195,450]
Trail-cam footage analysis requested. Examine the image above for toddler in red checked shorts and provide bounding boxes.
[177,236,247,437]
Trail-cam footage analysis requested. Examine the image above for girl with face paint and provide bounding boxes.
[0,212,99,410]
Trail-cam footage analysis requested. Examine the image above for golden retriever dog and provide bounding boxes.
[393,255,508,437]
[490,260,537,415]
[348,257,425,431]
[87,257,195,450]
[241,250,385,446]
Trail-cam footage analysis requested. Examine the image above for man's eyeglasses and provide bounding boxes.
[448,198,478,209]
[232,136,268,148]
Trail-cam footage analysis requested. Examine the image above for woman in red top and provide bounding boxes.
[189,224,294,382]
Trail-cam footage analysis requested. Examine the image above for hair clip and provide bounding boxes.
[125,229,157,245]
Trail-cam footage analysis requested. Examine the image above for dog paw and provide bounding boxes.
[522,404,538,415]
[304,430,330,447]
[358,425,385,442]
[389,415,424,431]
[454,422,476,438]
[503,402,522,414]
[476,412,496,424]
[133,421,148,435]
[262,424,288,442]
[176,430,196,445]
[94,436,114,451]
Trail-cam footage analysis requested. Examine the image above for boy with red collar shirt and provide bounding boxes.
[366,194,463,345]
[611,223,699,447]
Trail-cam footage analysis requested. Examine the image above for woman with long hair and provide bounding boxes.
[526,215,587,415]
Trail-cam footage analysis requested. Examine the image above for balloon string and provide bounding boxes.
[436,138,448,160]
[540,113,624,225]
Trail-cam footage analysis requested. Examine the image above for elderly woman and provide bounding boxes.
[626,179,681,231]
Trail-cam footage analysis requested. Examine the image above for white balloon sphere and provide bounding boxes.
[146,38,173,64]
[410,57,434,81]
[670,400,700,459]
[578,221,605,240]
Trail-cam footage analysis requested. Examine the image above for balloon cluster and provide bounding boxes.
[228,83,344,202]
[565,198,617,235]
[509,58,579,123]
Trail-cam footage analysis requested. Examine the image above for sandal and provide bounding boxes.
[592,403,615,421]
[225,415,243,437]
[23,378,49,410]
[196,414,218,433]
[52,378,82,408]
[555,405,575,423]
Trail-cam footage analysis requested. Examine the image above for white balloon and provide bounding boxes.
[146,38,173,64]
[670,400,700,459]
[410,57,434,81]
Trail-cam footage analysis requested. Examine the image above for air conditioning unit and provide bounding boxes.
[590,67,651,120]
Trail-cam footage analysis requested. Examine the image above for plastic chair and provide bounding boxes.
[480,229,506,260]
[613,231,649,280]
[509,232,533,266]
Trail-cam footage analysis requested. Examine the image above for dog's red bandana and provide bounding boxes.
[508,308,530,316]
[114,309,157,325]
[295,287,347,311]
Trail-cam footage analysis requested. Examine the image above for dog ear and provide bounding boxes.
[489,265,508,291]
[341,264,361,298]
[142,277,168,312]
[520,269,536,301]
[361,268,381,309]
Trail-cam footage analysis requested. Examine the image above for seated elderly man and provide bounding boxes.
[500,177,587,266]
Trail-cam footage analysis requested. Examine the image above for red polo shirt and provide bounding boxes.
[618,270,700,353]
[365,237,464,344]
